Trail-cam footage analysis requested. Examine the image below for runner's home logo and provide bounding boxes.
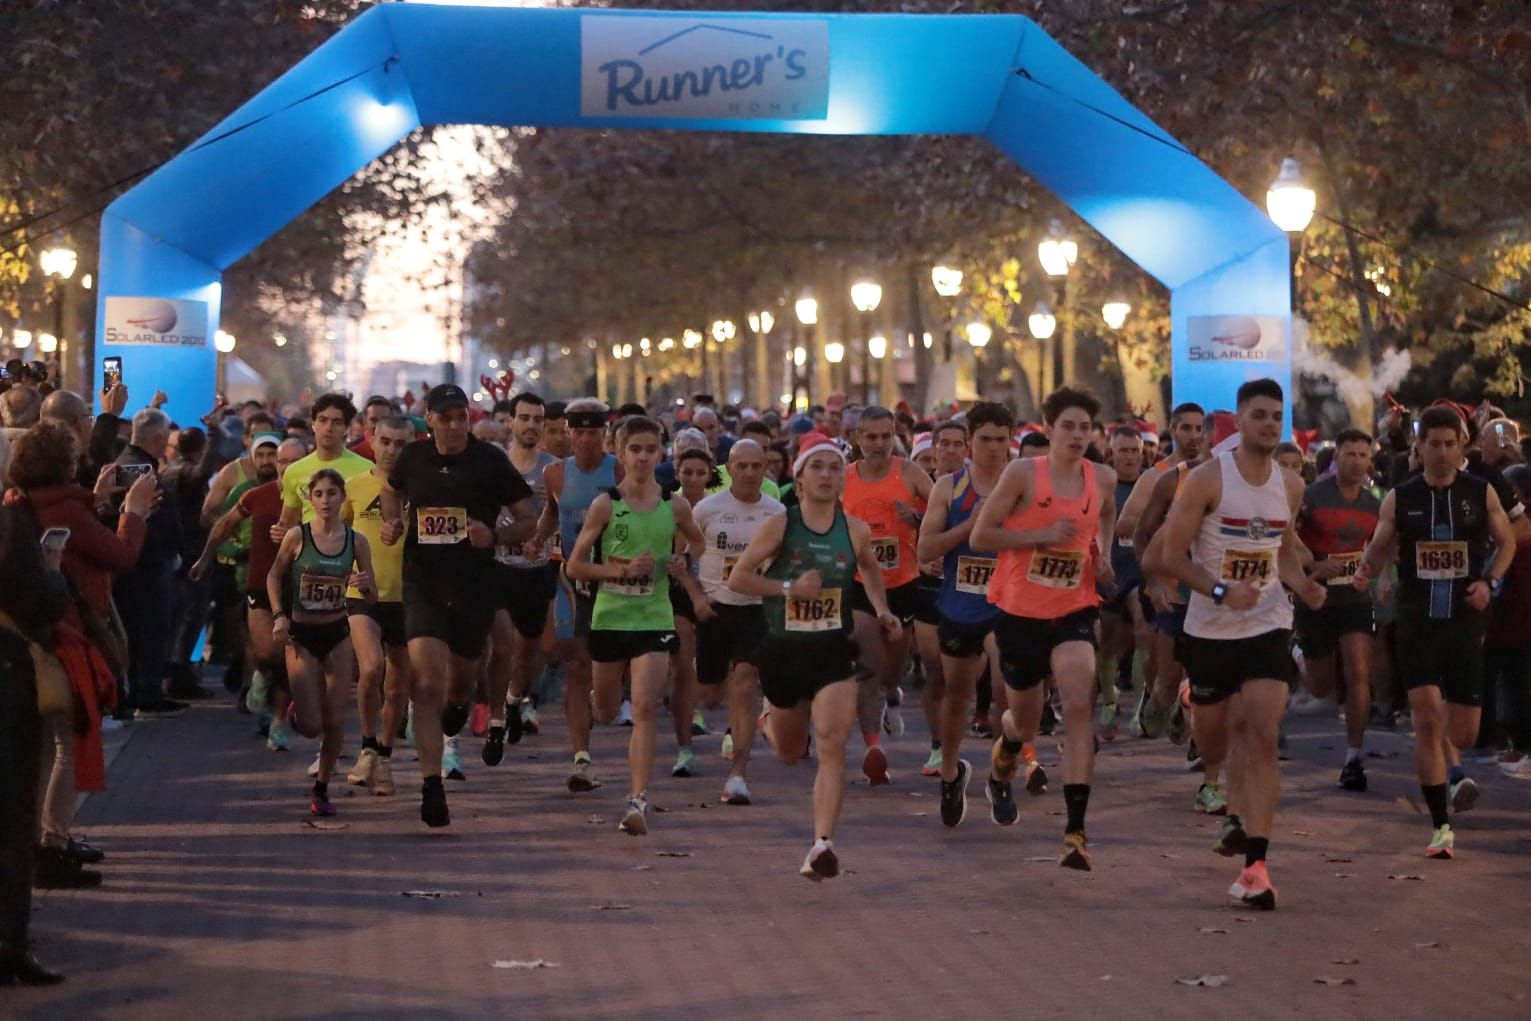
[103,297,209,348]
[580,16,830,121]
[1247,516,1270,540]
[1187,315,1287,364]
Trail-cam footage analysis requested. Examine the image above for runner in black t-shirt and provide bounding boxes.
[380,384,535,828]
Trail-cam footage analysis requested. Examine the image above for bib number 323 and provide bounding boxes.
[417,507,468,545]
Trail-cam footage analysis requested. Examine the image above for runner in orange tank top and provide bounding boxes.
[972,387,1117,870]
[840,407,933,784]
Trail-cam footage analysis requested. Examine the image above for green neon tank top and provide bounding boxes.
[217,460,256,562]
[591,487,678,632]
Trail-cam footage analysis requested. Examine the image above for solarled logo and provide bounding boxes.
[1187,315,1286,363]
[104,297,209,348]
[581,16,830,121]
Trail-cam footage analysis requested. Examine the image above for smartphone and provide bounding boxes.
[103,356,123,389]
[115,462,153,488]
[40,527,71,553]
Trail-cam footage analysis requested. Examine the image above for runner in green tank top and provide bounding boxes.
[566,416,703,837]
[268,468,376,819]
[727,437,900,881]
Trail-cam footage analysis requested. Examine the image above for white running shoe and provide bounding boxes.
[721,775,751,805]
[617,699,634,727]
[306,752,322,778]
[347,747,378,787]
[799,838,839,881]
[1290,692,1339,717]
[1449,776,1480,812]
[882,691,906,738]
[619,794,649,835]
[442,736,466,781]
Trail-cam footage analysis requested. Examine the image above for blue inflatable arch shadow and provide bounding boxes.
[97,5,1290,419]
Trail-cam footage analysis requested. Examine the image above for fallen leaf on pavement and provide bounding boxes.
[907,791,926,798]
[302,820,348,831]
[1175,974,1230,987]
[1293,830,1314,837]
[1026,856,1054,862]
[1314,976,1356,986]
[1234,916,1257,923]
[401,890,460,899]
[656,851,691,857]
[1199,928,1228,934]
[630,865,652,872]
[1324,856,1353,863]
[585,815,605,825]
[1334,873,1354,879]
[1332,958,1360,966]
[1414,941,1441,949]
[1388,874,1424,881]
[594,903,633,911]
[492,960,558,970]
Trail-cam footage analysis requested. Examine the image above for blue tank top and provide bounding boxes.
[559,453,617,559]
[937,469,1001,626]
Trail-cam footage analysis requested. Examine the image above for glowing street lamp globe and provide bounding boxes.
[795,293,819,326]
[1266,156,1316,233]
[850,280,883,313]
[868,334,888,359]
[1037,220,1078,277]
[748,310,775,334]
[824,341,846,364]
[1027,303,1057,340]
[215,330,237,353]
[931,264,963,298]
[38,332,58,354]
[40,246,77,280]
[965,322,992,349]
[1101,300,1132,330]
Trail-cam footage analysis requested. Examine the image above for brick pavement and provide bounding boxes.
[9,693,1531,1020]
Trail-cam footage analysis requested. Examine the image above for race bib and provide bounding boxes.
[955,555,997,595]
[1326,551,1363,587]
[785,587,842,633]
[604,556,655,597]
[417,507,468,545]
[1415,541,1468,580]
[1219,547,1275,587]
[1027,548,1085,589]
[298,570,346,613]
[870,536,900,572]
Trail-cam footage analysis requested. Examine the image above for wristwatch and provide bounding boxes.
[1488,576,1504,597]
[781,579,793,598]
[1210,582,1229,605]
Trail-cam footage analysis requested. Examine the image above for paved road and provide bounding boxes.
[10,691,1531,1020]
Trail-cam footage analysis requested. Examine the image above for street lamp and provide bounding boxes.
[682,329,702,349]
[215,330,236,397]
[11,329,31,351]
[868,334,888,360]
[1037,220,1078,278]
[824,341,845,364]
[1266,156,1316,233]
[965,322,992,348]
[658,336,675,352]
[40,247,77,280]
[215,330,236,353]
[639,337,651,356]
[38,332,58,353]
[931,265,963,298]
[850,280,882,403]
[794,292,819,326]
[1027,302,1057,340]
[793,346,807,367]
[794,291,819,408]
[711,319,735,343]
[1101,299,1132,331]
[748,310,775,335]
[40,244,77,388]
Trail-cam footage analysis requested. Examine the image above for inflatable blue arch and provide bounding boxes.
[96,4,1291,420]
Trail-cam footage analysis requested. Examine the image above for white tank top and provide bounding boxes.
[1184,451,1293,640]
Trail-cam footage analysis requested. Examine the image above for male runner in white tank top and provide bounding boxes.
[1146,378,1325,911]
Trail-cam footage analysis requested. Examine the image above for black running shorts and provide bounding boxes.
[1394,607,1487,708]
[405,591,495,660]
[347,599,407,648]
[587,628,678,663]
[500,562,557,639]
[1294,600,1374,660]
[695,602,767,684]
[994,607,1099,692]
[1181,628,1297,706]
[757,634,859,710]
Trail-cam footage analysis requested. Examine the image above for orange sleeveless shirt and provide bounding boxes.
[842,457,922,589]
[989,456,1102,619]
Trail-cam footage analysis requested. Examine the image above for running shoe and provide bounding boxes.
[940,760,971,828]
[799,838,839,881]
[921,747,943,777]
[306,753,322,779]
[1425,823,1454,860]
[617,699,634,727]
[420,778,450,828]
[443,738,466,781]
[1025,760,1048,796]
[347,748,378,787]
[969,712,993,739]
[1096,700,1119,741]
[721,775,751,806]
[505,699,524,744]
[1212,815,1247,857]
[372,754,395,796]
[1166,701,1189,746]
[469,702,490,738]
[482,726,505,767]
[1195,780,1227,815]
[1038,702,1057,736]
[1060,830,1091,871]
[882,691,906,738]
[1450,776,1480,813]
[246,670,270,712]
[1338,760,1367,792]
[1290,692,1339,717]
[567,756,602,792]
[672,747,697,778]
[1137,690,1172,740]
[1229,861,1276,910]
[441,702,471,738]
[721,732,735,761]
[862,744,890,785]
[691,710,708,736]
[990,737,1020,784]
[309,791,336,817]
[521,701,540,735]
[403,707,416,749]
[986,775,1019,826]
[1501,757,1531,780]
[266,718,290,752]
[1185,738,1203,772]
[619,795,650,836]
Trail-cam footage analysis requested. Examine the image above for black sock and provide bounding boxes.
[1063,783,1090,833]
[377,743,393,759]
[1001,736,1024,756]
[312,780,327,797]
[1423,782,1450,829]
[361,735,378,752]
[423,774,443,788]
[1245,837,1269,867]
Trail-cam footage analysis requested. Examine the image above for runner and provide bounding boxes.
[668,447,718,777]
[342,415,413,795]
[268,469,376,816]
[692,439,784,805]
[484,392,559,767]
[273,393,374,535]
[1146,378,1326,909]
[725,436,901,878]
[971,388,1117,869]
[908,431,949,777]
[1295,428,1382,792]
[191,435,307,751]
[1099,425,1147,738]
[841,406,933,784]
[533,398,618,792]
[916,402,1014,827]
[380,384,536,828]
[1352,405,1515,859]
[564,415,704,836]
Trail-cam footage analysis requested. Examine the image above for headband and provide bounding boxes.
[567,410,606,430]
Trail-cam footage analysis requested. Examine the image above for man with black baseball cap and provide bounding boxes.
[380,382,537,827]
